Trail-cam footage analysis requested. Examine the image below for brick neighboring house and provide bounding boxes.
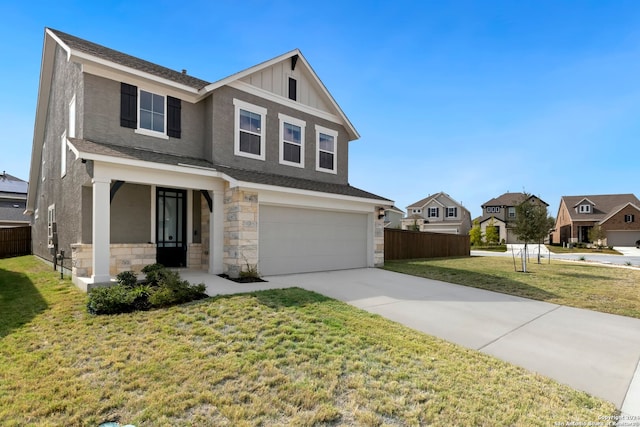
[26,28,392,289]
[401,192,472,235]
[477,192,549,244]
[552,194,640,246]
[0,172,30,228]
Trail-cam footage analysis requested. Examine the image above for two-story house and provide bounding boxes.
[477,192,548,244]
[0,172,30,228]
[552,194,640,246]
[401,192,471,235]
[26,28,392,289]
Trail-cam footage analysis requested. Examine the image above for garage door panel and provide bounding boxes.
[259,205,368,275]
[607,231,640,246]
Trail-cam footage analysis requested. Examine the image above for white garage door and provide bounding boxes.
[607,231,640,246]
[259,205,369,276]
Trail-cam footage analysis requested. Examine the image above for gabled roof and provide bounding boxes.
[573,197,596,208]
[385,206,405,215]
[482,192,548,207]
[67,139,391,203]
[407,192,465,209]
[560,194,640,222]
[599,202,640,224]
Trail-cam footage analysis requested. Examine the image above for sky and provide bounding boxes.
[2,0,640,219]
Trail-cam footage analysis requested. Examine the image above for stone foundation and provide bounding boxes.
[374,212,385,266]
[71,243,156,278]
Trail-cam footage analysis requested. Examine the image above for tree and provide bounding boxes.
[513,193,551,271]
[469,219,484,246]
[588,225,606,248]
[485,217,500,245]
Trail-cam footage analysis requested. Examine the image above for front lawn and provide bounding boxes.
[1,256,615,426]
[546,245,621,255]
[384,256,640,319]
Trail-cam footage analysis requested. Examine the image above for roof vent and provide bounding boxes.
[182,69,187,75]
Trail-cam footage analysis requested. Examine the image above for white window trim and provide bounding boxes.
[447,207,457,218]
[579,204,591,213]
[278,113,305,168]
[68,94,76,138]
[135,88,169,140]
[315,124,338,174]
[47,204,56,248]
[234,98,267,161]
[428,207,439,218]
[508,207,516,218]
[41,143,46,181]
[487,206,499,213]
[60,131,67,178]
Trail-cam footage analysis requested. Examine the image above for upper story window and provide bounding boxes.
[60,131,67,178]
[234,99,267,160]
[447,207,458,218]
[486,206,499,213]
[279,114,305,167]
[316,125,337,174]
[625,214,635,223]
[139,90,165,134]
[412,208,421,214]
[428,207,439,218]
[508,207,516,218]
[120,83,181,139]
[68,95,76,138]
[579,204,591,213]
[288,77,297,101]
[47,204,56,248]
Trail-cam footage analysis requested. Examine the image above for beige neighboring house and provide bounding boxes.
[477,192,548,244]
[383,206,404,228]
[552,194,640,246]
[402,192,471,235]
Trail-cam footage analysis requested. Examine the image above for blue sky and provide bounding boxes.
[2,0,640,218]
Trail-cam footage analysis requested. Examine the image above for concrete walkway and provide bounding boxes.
[182,268,640,415]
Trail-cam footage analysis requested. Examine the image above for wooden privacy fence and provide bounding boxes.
[0,226,32,259]
[384,228,470,260]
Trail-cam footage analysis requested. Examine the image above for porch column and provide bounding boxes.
[92,177,111,283]
[210,190,224,274]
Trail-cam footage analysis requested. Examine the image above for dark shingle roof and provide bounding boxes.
[482,192,548,207]
[69,139,390,202]
[0,173,28,194]
[49,28,210,90]
[0,206,30,223]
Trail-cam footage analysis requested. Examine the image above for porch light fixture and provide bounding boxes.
[378,207,386,220]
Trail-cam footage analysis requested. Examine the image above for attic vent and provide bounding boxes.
[181,69,187,75]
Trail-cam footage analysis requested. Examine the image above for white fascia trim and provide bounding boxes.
[228,80,350,132]
[68,142,222,179]
[227,179,393,206]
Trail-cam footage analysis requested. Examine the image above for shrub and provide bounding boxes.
[116,271,138,288]
[87,265,207,315]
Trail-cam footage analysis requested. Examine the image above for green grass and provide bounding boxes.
[1,256,616,426]
[384,256,640,318]
[546,245,621,255]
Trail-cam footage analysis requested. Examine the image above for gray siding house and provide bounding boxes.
[26,28,391,289]
[0,172,30,228]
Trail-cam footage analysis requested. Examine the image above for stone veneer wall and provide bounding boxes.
[71,243,156,277]
[200,196,210,269]
[223,187,258,278]
[374,213,385,266]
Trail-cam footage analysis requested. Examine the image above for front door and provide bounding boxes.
[156,187,187,267]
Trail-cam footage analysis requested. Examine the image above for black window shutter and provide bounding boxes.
[120,83,137,129]
[167,96,181,138]
[288,77,297,101]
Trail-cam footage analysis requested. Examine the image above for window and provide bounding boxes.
[316,125,337,173]
[234,99,267,160]
[486,206,499,213]
[68,95,76,138]
[412,208,421,214]
[279,114,305,167]
[60,131,67,178]
[428,207,439,218]
[508,207,516,218]
[139,89,165,134]
[447,207,458,217]
[579,204,591,213]
[41,143,46,182]
[625,214,635,223]
[47,204,56,248]
[120,83,181,139]
[288,77,297,101]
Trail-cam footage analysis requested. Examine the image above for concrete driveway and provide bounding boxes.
[190,268,640,415]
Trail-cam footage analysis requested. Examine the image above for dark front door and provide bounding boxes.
[156,188,187,267]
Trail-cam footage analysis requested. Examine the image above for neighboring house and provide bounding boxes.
[401,192,472,235]
[0,172,30,228]
[383,206,404,228]
[26,28,392,289]
[477,192,548,244]
[552,194,640,246]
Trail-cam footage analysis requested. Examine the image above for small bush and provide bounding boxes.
[87,266,207,315]
[116,271,138,288]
